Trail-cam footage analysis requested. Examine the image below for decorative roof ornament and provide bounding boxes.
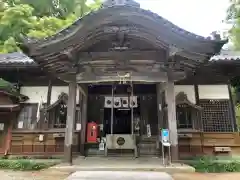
[102,0,140,8]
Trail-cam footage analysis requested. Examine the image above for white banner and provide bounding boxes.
[114,97,122,108]
[121,97,129,108]
[104,96,113,108]
[104,96,138,108]
[129,96,138,108]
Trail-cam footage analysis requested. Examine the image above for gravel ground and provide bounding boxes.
[172,173,240,180]
[0,169,71,180]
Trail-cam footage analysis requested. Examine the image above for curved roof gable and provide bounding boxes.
[21,0,226,57]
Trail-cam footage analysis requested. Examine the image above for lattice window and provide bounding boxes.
[199,99,234,132]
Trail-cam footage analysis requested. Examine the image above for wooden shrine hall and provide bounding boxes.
[9,0,233,164]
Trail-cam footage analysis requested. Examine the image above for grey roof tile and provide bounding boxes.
[210,50,240,61]
[1,50,240,66]
[0,52,35,65]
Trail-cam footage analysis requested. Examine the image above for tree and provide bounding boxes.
[0,0,101,53]
[226,0,240,128]
[2,0,101,18]
[226,0,240,50]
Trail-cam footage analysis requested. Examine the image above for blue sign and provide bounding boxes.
[161,129,170,147]
[162,129,169,137]
[161,129,170,143]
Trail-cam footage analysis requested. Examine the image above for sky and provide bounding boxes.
[135,0,230,37]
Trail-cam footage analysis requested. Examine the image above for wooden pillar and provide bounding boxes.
[165,80,178,161]
[194,84,204,154]
[156,83,164,150]
[46,80,52,106]
[227,84,237,132]
[77,90,83,153]
[64,81,76,164]
[80,84,88,156]
[44,80,52,129]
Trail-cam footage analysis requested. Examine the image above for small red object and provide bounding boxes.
[87,122,98,143]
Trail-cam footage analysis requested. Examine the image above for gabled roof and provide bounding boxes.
[21,4,226,57]
[176,92,202,110]
[45,92,68,111]
[18,0,227,82]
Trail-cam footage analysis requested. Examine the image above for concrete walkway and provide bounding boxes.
[51,157,195,173]
[1,170,240,180]
[66,171,173,180]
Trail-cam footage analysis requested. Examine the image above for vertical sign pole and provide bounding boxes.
[162,142,165,165]
[111,84,114,134]
[161,129,171,166]
[131,81,134,135]
[168,145,171,165]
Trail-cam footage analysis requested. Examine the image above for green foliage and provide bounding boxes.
[0,0,101,53]
[2,0,101,18]
[227,0,240,50]
[189,156,240,172]
[0,159,55,171]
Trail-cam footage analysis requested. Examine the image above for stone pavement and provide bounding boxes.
[66,171,173,180]
[51,157,195,173]
[1,170,240,180]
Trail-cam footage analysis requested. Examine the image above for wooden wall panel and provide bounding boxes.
[10,132,80,155]
[178,132,240,157]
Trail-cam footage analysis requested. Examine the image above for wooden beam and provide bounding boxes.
[165,80,178,161]
[77,74,167,83]
[77,51,165,64]
[64,81,77,164]
[76,70,187,83]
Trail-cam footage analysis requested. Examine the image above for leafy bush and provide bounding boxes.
[0,159,55,171]
[189,156,240,172]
